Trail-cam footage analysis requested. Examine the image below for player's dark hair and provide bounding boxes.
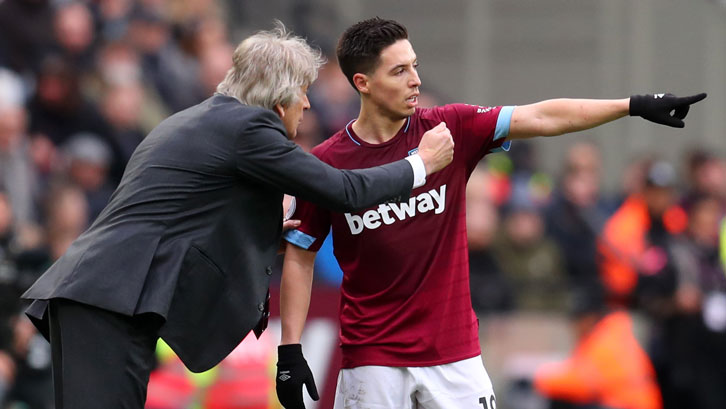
[336,17,408,91]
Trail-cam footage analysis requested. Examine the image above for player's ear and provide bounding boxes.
[273,103,285,118]
[353,73,369,94]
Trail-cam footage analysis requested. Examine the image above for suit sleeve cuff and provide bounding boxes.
[405,154,427,189]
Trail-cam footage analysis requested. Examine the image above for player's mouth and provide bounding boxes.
[406,94,419,107]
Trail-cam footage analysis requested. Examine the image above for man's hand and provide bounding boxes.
[276,344,319,409]
[629,93,707,128]
[417,122,454,175]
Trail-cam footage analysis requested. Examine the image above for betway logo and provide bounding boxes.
[344,184,446,235]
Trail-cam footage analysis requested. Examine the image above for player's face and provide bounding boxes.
[365,39,421,120]
[275,85,310,139]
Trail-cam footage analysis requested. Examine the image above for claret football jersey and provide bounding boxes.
[284,104,514,368]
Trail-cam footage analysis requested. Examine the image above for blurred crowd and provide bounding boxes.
[466,142,726,409]
[0,1,725,409]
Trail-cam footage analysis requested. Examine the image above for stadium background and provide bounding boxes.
[0,1,724,409]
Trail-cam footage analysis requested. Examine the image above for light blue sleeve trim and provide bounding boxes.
[283,229,317,250]
[494,106,515,141]
[490,106,515,153]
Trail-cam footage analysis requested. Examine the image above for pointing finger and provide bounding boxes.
[678,92,707,106]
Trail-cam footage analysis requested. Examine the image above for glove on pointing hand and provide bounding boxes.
[276,344,319,409]
[629,92,707,128]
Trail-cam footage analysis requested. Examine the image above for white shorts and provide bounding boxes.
[333,356,497,409]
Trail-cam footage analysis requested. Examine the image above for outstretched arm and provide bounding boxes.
[507,93,707,140]
[507,98,629,139]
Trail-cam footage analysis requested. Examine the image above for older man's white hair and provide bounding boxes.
[216,22,324,110]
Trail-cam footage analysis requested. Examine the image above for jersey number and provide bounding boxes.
[479,395,496,409]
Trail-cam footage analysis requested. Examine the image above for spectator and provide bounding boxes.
[93,40,168,132]
[0,191,18,408]
[493,193,567,312]
[680,150,726,212]
[28,55,112,147]
[0,69,40,231]
[467,164,513,314]
[0,191,53,409]
[43,183,89,263]
[127,6,201,112]
[666,195,726,409]
[61,133,115,224]
[307,58,360,140]
[92,0,135,42]
[52,2,97,74]
[534,291,663,409]
[599,160,686,306]
[197,43,233,99]
[545,142,612,295]
[0,0,54,77]
[100,82,147,182]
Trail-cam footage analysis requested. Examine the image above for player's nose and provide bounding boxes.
[410,70,421,88]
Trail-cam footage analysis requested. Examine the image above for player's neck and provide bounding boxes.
[353,104,407,144]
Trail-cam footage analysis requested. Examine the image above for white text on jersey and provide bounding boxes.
[344,184,447,235]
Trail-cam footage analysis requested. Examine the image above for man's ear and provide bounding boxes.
[273,103,285,118]
[353,73,369,94]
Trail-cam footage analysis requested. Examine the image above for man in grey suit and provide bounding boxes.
[21,24,455,409]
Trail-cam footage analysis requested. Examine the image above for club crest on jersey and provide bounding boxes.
[344,184,446,235]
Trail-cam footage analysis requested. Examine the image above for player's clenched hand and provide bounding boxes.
[629,92,707,128]
[276,344,319,409]
[418,122,454,175]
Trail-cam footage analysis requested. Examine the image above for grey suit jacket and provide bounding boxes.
[23,95,413,372]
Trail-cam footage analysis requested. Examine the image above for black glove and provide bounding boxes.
[276,344,319,409]
[629,92,707,128]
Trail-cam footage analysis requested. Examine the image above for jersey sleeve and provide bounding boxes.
[436,103,514,168]
[283,193,332,252]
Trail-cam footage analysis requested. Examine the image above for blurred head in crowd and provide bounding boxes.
[177,15,228,59]
[685,150,726,201]
[687,195,723,248]
[62,133,112,192]
[54,2,95,56]
[35,55,81,111]
[621,154,654,197]
[44,183,88,260]
[101,82,144,130]
[198,44,232,97]
[97,0,134,41]
[216,22,324,138]
[562,142,602,208]
[643,160,678,218]
[96,41,142,86]
[466,166,499,250]
[128,7,169,55]
[98,0,134,21]
[504,197,545,248]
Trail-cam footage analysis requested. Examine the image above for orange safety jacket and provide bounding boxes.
[598,195,686,300]
[534,311,662,409]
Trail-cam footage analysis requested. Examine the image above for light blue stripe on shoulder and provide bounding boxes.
[283,229,316,250]
[494,106,515,141]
